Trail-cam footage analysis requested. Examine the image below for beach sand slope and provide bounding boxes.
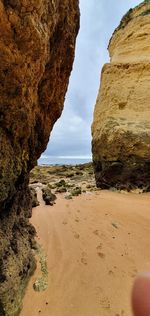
[21,190,150,316]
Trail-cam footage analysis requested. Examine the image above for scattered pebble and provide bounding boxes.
[112,223,118,229]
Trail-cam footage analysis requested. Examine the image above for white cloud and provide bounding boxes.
[43,0,140,159]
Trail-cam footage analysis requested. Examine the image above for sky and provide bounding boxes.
[41,0,140,161]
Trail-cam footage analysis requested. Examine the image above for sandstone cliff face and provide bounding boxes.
[0,1,79,315]
[92,1,150,190]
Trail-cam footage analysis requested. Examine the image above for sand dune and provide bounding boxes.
[21,189,150,316]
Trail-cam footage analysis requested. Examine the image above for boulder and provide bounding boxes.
[42,187,57,206]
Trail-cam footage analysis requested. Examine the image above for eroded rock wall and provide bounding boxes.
[92,1,150,190]
[0,0,79,314]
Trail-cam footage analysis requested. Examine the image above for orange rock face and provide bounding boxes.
[92,1,150,191]
[0,1,79,314]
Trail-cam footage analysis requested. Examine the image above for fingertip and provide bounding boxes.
[132,272,150,316]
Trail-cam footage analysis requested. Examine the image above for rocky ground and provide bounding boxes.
[29,163,145,207]
[29,163,97,205]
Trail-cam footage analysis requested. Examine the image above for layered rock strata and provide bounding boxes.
[0,0,79,315]
[92,1,150,190]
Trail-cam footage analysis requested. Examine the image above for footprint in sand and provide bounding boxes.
[81,257,87,265]
[116,311,125,316]
[62,221,68,225]
[130,268,138,278]
[99,297,111,309]
[97,252,105,259]
[75,217,79,223]
[96,244,105,258]
[81,251,88,265]
[93,229,99,236]
[74,232,80,239]
[95,286,103,294]
[108,270,114,276]
[96,243,103,251]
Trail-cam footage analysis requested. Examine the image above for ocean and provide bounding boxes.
[38,155,92,166]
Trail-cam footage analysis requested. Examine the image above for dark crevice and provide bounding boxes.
[94,159,150,191]
[0,300,5,316]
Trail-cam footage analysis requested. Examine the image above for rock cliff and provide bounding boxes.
[92,1,150,191]
[0,0,79,315]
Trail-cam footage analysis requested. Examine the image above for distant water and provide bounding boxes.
[38,155,92,166]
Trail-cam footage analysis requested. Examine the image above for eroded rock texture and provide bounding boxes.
[92,1,150,191]
[0,0,79,314]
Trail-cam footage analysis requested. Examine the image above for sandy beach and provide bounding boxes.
[21,189,150,316]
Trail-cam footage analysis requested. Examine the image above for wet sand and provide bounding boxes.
[21,189,150,316]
